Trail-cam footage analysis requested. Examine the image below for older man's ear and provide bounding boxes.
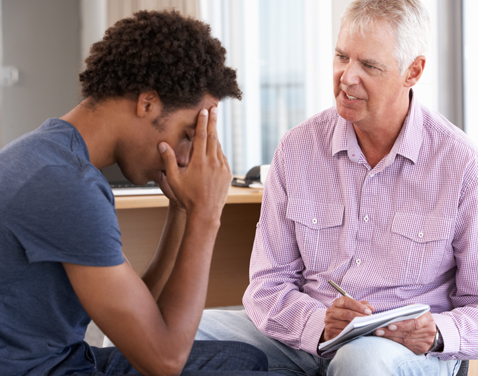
[404,56,426,88]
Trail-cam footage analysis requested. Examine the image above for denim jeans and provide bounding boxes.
[196,310,462,376]
[55,340,275,376]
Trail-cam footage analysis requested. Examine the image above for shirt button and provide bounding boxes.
[418,231,424,238]
[369,174,375,178]
[364,215,369,222]
[256,222,260,228]
[312,218,318,224]
[356,259,362,266]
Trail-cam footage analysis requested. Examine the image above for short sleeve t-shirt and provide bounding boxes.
[0,119,125,375]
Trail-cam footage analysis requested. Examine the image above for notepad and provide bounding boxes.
[318,303,430,354]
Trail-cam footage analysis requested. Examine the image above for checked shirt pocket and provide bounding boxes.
[387,212,453,285]
[286,199,344,273]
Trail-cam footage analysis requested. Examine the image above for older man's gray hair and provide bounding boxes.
[340,0,431,75]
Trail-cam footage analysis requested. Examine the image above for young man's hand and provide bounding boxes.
[373,311,437,355]
[322,296,374,342]
[158,106,231,223]
[157,170,186,211]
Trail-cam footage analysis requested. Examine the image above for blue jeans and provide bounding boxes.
[196,310,462,376]
[51,340,274,375]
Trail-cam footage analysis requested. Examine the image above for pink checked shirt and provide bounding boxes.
[243,92,478,360]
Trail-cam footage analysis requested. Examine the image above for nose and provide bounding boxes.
[175,143,192,168]
[340,61,361,86]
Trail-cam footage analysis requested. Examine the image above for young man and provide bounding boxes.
[0,10,271,376]
[197,1,478,375]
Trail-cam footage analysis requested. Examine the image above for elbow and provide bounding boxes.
[146,363,183,376]
[139,349,190,376]
[139,364,182,376]
[161,357,188,376]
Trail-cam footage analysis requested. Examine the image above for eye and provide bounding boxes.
[364,63,375,70]
[185,131,196,142]
[336,54,348,61]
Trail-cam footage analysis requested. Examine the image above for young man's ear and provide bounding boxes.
[404,56,426,88]
[136,90,160,117]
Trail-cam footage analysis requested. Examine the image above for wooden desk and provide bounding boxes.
[115,186,263,307]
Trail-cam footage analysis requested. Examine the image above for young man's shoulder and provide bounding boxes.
[1,118,87,165]
[0,118,117,260]
[0,118,111,208]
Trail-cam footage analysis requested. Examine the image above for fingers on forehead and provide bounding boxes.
[194,110,208,146]
[208,106,218,127]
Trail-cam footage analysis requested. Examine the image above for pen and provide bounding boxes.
[328,280,354,299]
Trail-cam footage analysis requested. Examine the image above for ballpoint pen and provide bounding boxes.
[328,280,354,299]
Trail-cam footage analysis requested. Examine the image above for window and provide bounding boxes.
[201,0,333,174]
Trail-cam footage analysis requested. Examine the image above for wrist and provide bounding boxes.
[317,330,326,349]
[427,327,444,353]
[187,209,221,230]
[168,200,187,216]
[187,203,223,226]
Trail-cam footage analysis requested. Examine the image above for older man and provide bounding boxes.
[197,0,478,375]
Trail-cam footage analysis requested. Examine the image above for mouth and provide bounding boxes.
[342,90,361,101]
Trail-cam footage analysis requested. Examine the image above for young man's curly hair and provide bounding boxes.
[79,10,241,111]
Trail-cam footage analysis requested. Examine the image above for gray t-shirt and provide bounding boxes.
[0,118,125,375]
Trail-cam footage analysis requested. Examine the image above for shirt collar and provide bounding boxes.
[331,116,349,157]
[395,89,423,165]
[331,89,423,166]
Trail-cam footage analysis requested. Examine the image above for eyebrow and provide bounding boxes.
[335,48,385,70]
[185,123,197,131]
[360,58,385,69]
[335,47,346,56]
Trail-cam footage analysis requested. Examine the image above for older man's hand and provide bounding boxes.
[322,297,374,342]
[374,311,437,355]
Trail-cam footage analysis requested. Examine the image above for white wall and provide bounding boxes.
[80,0,107,70]
[0,0,81,146]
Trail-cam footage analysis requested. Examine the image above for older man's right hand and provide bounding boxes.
[322,297,375,342]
